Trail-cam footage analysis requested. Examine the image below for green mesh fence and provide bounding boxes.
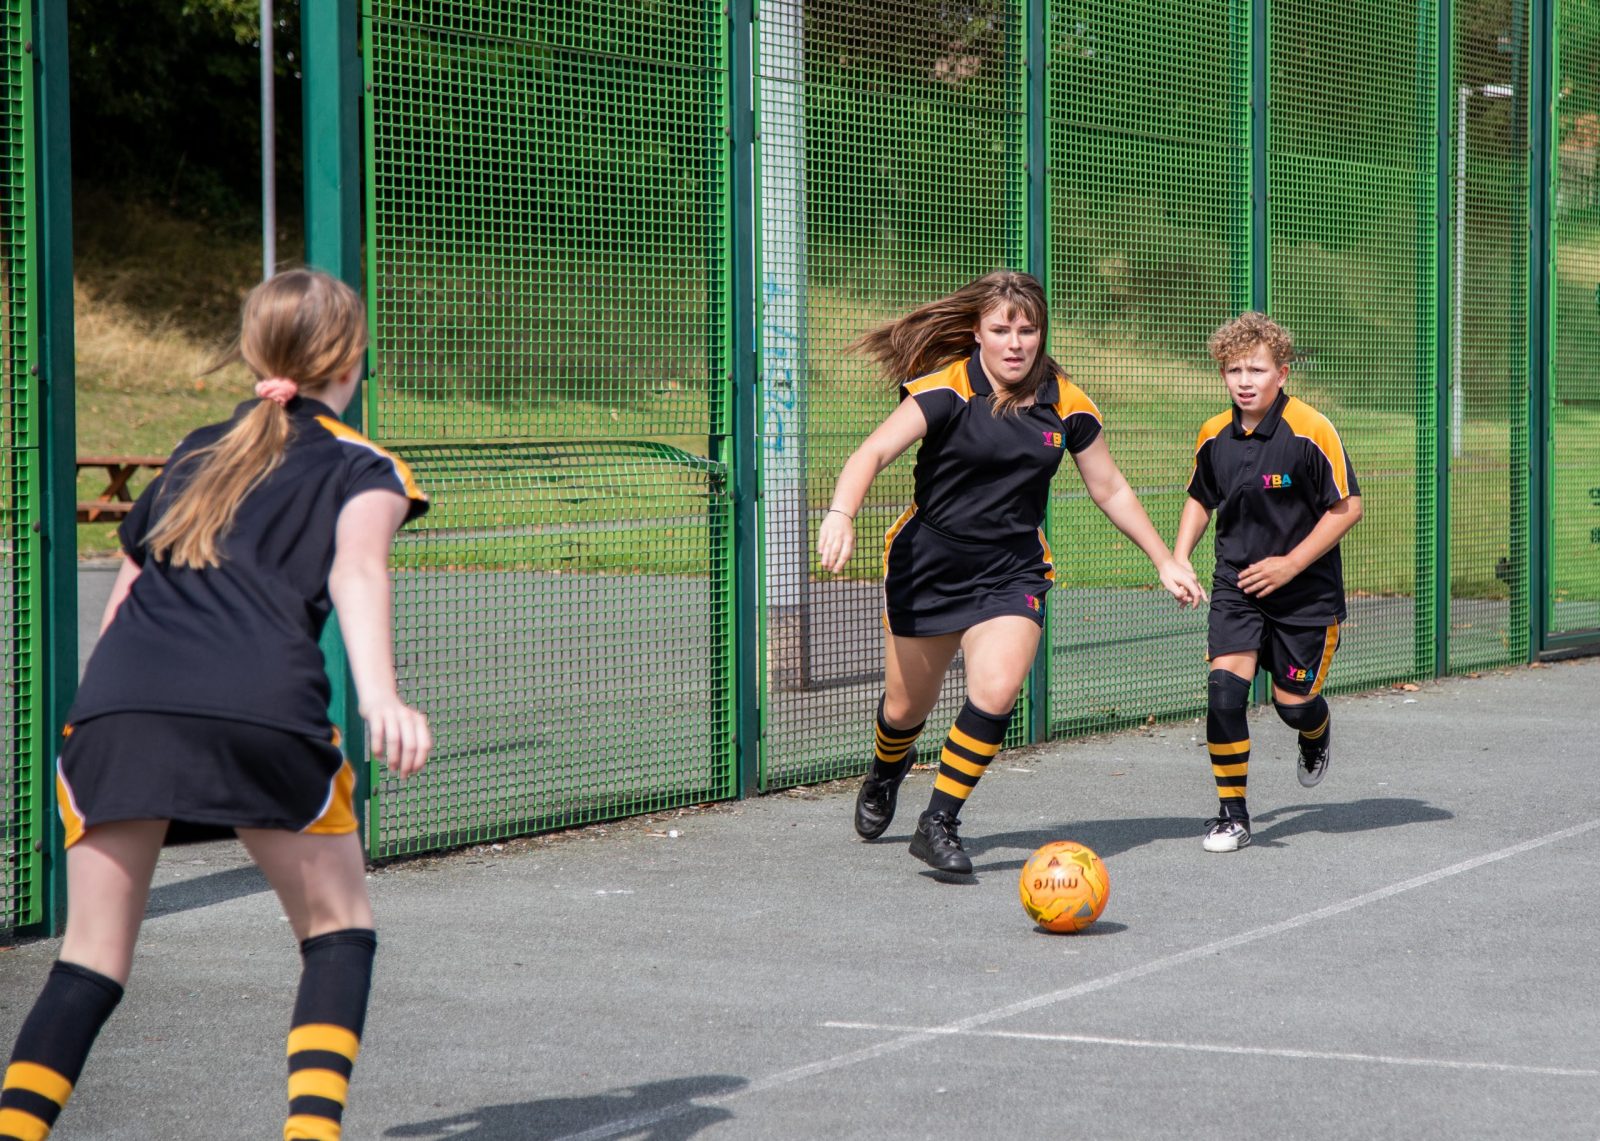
[344,0,1598,857]
[1449,0,1532,670]
[754,0,1027,789]
[1,0,40,933]
[363,0,728,445]
[1550,0,1600,638]
[372,443,733,857]
[363,0,734,854]
[1268,0,1439,691]
[1045,0,1250,735]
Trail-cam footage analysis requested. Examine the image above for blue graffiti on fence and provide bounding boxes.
[762,278,800,455]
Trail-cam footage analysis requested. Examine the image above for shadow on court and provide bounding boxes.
[144,864,271,919]
[1250,796,1455,846]
[384,1075,747,1141]
[960,797,1455,872]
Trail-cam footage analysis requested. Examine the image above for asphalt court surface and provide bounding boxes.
[3,656,1597,1139]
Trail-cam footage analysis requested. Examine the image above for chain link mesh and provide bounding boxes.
[1551,0,1600,637]
[1269,0,1439,691]
[1,0,39,933]
[1450,0,1532,670]
[1046,0,1249,734]
[755,0,1026,789]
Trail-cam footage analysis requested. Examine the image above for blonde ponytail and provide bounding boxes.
[145,404,292,568]
[141,269,367,570]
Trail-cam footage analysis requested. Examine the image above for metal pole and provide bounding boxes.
[1025,0,1049,742]
[261,0,276,279]
[1454,85,1467,460]
[730,0,761,796]
[34,0,78,938]
[759,0,810,694]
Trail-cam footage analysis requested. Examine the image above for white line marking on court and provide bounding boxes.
[820,1022,1600,1078]
[549,817,1600,1141]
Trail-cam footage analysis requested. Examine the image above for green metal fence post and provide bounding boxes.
[1025,0,1048,744]
[1251,0,1270,706]
[1434,0,1452,679]
[302,0,369,832]
[32,0,73,938]
[730,0,760,797]
[1414,0,1440,681]
[1527,0,1552,657]
[1251,0,1268,313]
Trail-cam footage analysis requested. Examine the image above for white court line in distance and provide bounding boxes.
[821,1022,1600,1079]
[550,816,1600,1141]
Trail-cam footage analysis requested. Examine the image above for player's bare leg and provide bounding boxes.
[908,616,1040,874]
[856,630,963,840]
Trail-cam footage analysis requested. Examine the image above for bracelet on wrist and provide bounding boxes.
[826,507,855,521]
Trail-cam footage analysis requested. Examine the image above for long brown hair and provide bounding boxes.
[850,270,1061,415]
[144,269,368,569]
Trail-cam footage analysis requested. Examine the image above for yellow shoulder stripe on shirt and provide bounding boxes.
[1279,397,1352,498]
[314,416,428,502]
[1051,377,1103,424]
[1193,410,1232,454]
[902,358,974,402]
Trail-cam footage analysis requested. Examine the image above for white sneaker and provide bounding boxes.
[1202,816,1251,853]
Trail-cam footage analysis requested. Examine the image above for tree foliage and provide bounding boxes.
[70,0,302,218]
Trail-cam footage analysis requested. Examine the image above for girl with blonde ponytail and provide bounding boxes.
[819,270,1205,875]
[1,269,431,1140]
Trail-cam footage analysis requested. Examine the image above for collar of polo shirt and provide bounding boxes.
[1231,389,1290,438]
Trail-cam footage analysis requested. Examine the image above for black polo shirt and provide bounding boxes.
[1187,390,1360,623]
[69,397,429,738]
[902,350,1102,542]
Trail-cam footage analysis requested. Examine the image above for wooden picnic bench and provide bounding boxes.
[77,455,167,523]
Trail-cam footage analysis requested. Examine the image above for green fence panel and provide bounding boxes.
[1,0,42,934]
[1268,0,1440,691]
[362,0,735,856]
[1550,0,1600,640]
[1449,0,1533,671]
[754,0,1028,790]
[369,444,733,858]
[1044,0,1250,735]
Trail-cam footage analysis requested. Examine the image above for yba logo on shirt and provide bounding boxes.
[1261,473,1293,489]
[1042,430,1063,449]
[1284,663,1314,684]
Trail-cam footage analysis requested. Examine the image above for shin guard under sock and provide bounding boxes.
[868,695,925,783]
[284,928,376,1141]
[925,700,1012,818]
[0,961,124,1140]
[1207,669,1253,821]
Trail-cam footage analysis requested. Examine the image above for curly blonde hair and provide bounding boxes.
[1207,312,1294,368]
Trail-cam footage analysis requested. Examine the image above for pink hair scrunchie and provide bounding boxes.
[254,377,299,407]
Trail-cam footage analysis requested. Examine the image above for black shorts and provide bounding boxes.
[1207,582,1341,697]
[55,712,356,849]
[882,511,1053,637]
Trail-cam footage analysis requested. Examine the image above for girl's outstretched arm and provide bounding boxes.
[817,397,929,574]
[1071,436,1205,607]
[329,489,433,777]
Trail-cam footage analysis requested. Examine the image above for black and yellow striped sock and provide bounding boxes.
[0,960,123,1141]
[1208,669,1252,822]
[925,700,1012,818]
[284,928,376,1141]
[1275,695,1330,744]
[867,696,924,783]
